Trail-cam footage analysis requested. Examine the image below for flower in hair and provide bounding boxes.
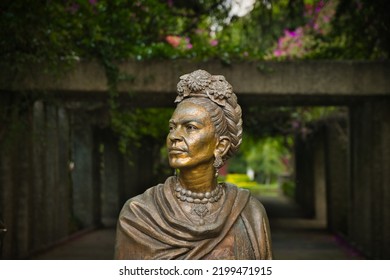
[175,70,212,103]
[185,70,211,92]
[207,76,232,106]
[175,69,232,106]
[177,79,188,96]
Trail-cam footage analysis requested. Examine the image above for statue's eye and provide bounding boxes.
[186,124,198,131]
[169,124,175,132]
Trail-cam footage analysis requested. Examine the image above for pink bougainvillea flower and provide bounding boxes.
[165,35,181,48]
[273,49,283,57]
[323,15,330,23]
[210,39,218,46]
[315,0,325,12]
[184,37,193,49]
[89,0,98,5]
[285,30,297,37]
[268,0,337,60]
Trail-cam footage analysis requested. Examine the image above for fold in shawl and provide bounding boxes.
[115,176,272,259]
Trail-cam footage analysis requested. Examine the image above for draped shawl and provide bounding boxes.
[114,176,272,260]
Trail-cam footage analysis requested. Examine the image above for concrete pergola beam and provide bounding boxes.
[1,60,389,106]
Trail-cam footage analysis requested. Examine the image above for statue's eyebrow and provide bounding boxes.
[169,118,204,126]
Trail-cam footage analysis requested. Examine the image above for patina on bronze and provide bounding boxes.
[115,70,272,260]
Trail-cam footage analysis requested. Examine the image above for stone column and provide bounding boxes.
[324,118,349,236]
[100,130,121,227]
[313,127,327,225]
[70,111,95,229]
[294,133,315,218]
[349,99,390,259]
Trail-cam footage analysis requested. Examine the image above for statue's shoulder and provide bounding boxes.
[122,176,176,207]
[248,195,267,214]
[223,182,250,195]
[121,182,165,210]
[223,182,267,215]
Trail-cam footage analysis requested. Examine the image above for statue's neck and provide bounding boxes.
[177,165,217,193]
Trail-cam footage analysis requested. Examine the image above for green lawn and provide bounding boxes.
[223,173,280,197]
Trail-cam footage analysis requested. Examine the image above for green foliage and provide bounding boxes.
[265,0,389,60]
[1,0,386,161]
[1,0,238,68]
[2,0,387,69]
[281,180,295,198]
[325,0,389,59]
[227,0,301,57]
[265,0,337,60]
[111,107,173,156]
[227,151,247,174]
[239,134,292,184]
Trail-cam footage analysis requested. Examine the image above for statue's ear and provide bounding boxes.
[215,136,231,158]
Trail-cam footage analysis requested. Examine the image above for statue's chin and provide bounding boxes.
[168,157,189,169]
[169,157,216,172]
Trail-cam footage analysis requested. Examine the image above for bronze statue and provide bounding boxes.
[115,69,272,260]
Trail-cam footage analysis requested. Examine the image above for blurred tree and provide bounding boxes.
[1,0,388,68]
[1,0,386,160]
[0,0,234,69]
[329,0,389,59]
[240,135,292,184]
[264,0,389,60]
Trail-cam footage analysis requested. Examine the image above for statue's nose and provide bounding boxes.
[168,128,182,142]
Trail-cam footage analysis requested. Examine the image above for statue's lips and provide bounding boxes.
[168,148,187,155]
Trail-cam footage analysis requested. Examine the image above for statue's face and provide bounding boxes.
[167,102,218,170]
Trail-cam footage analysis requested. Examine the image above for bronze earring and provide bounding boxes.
[213,155,223,178]
[213,155,223,168]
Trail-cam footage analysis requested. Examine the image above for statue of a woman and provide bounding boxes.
[115,69,272,260]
